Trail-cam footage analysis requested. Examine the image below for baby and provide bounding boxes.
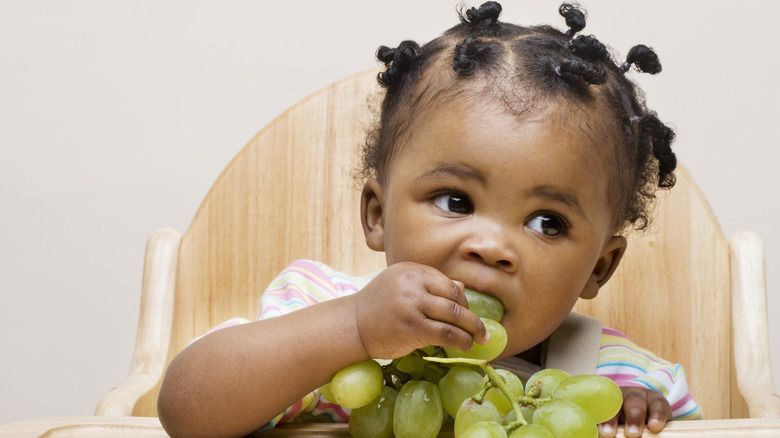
[158,3,700,437]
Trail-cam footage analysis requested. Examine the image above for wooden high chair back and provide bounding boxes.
[96,69,779,421]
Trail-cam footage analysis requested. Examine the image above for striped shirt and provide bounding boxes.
[205,259,702,430]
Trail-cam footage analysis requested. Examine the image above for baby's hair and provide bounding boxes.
[360,1,676,232]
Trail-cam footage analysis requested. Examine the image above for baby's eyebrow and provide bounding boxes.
[528,186,588,220]
[418,162,486,183]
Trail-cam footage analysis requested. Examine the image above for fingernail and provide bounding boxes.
[600,424,614,437]
[626,425,640,437]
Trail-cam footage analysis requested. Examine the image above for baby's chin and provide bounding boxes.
[492,347,533,362]
[493,341,542,365]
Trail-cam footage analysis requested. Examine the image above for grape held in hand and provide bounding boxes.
[444,318,507,361]
[464,288,505,321]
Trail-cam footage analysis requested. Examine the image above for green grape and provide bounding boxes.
[484,368,524,416]
[454,398,501,438]
[502,406,534,426]
[551,375,622,424]
[348,385,398,438]
[532,399,598,438]
[421,362,448,385]
[519,405,535,424]
[502,409,517,425]
[444,318,507,361]
[464,288,505,321]
[396,353,425,379]
[393,380,444,438]
[507,424,555,438]
[421,345,438,355]
[330,359,384,409]
[318,382,335,403]
[525,368,570,398]
[460,420,508,438]
[438,365,485,418]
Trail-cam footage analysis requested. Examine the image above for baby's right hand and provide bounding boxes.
[352,262,489,360]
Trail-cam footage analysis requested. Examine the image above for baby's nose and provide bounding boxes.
[461,224,519,272]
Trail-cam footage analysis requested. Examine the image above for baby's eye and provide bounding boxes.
[527,213,569,237]
[432,192,473,215]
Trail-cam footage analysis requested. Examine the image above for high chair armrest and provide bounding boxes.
[730,231,780,419]
[95,228,181,416]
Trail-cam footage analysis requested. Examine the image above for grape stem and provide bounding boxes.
[424,356,529,430]
[482,364,528,430]
[517,395,552,408]
[471,376,492,403]
[423,357,487,366]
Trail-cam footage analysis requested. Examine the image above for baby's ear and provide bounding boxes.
[580,235,627,299]
[361,178,386,251]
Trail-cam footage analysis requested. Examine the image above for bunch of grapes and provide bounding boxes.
[319,290,623,438]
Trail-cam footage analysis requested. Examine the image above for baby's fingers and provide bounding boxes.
[620,386,672,437]
[422,294,488,349]
[646,390,673,433]
[597,416,619,438]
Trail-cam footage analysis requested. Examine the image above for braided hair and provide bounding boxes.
[360,2,676,232]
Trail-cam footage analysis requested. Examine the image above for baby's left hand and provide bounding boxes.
[598,386,673,438]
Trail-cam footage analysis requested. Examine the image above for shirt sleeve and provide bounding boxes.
[253,259,359,430]
[258,259,359,320]
[596,327,703,420]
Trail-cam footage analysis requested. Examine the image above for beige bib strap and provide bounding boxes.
[543,312,602,376]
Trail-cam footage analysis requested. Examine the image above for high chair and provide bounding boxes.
[96,69,780,422]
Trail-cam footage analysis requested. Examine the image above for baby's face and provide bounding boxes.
[363,100,625,360]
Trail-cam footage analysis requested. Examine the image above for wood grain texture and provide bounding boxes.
[100,69,776,421]
[2,417,780,438]
[730,232,780,418]
[95,228,180,416]
[574,165,736,419]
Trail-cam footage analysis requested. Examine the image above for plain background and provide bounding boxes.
[1,0,778,425]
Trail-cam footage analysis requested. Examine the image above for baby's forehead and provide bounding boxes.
[402,89,615,161]
[409,77,618,150]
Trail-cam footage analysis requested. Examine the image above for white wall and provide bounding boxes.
[1,0,777,424]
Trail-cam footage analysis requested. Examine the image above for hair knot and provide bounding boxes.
[453,37,503,76]
[556,58,607,85]
[639,115,677,188]
[566,35,611,64]
[376,40,421,88]
[559,3,586,37]
[462,1,502,25]
[625,44,662,74]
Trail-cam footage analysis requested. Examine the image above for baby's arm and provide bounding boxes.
[157,261,487,438]
[157,293,368,438]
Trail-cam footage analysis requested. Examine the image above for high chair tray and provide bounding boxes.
[1,417,780,437]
